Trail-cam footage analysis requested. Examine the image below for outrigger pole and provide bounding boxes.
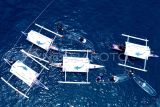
[1,77,29,98]
[61,49,93,53]
[122,34,148,42]
[21,49,49,70]
[35,23,63,38]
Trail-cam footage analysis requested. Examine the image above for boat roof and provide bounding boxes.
[10,60,38,86]
[62,57,89,72]
[27,30,53,51]
[125,42,151,60]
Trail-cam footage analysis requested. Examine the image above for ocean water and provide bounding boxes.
[0,0,160,107]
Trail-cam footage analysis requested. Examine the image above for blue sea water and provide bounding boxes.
[0,0,160,106]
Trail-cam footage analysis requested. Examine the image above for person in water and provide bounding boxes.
[79,37,87,43]
[128,69,135,77]
[109,75,119,83]
[55,21,64,35]
[96,74,103,82]
[109,70,134,82]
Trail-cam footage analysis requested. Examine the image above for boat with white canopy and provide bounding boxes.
[1,59,49,99]
[25,23,63,51]
[118,34,159,72]
[50,49,104,84]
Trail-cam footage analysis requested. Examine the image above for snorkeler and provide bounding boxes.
[78,37,87,43]
[55,21,64,35]
[108,70,135,83]
[108,75,119,83]
[96,74,103,82]
[128,69,135,77]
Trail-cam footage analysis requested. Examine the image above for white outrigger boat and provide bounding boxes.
[118,34,159,72]
[1,23,64,98]
[24,23,63,51]
[1,59,49,99]
[50,49,104,84]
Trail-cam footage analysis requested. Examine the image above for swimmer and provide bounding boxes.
[55,21,64,35]
[109,75,119,83]
[96,75,103,82]
[79,37,86,43]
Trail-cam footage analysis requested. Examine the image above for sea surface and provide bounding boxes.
[0,0,160,107]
